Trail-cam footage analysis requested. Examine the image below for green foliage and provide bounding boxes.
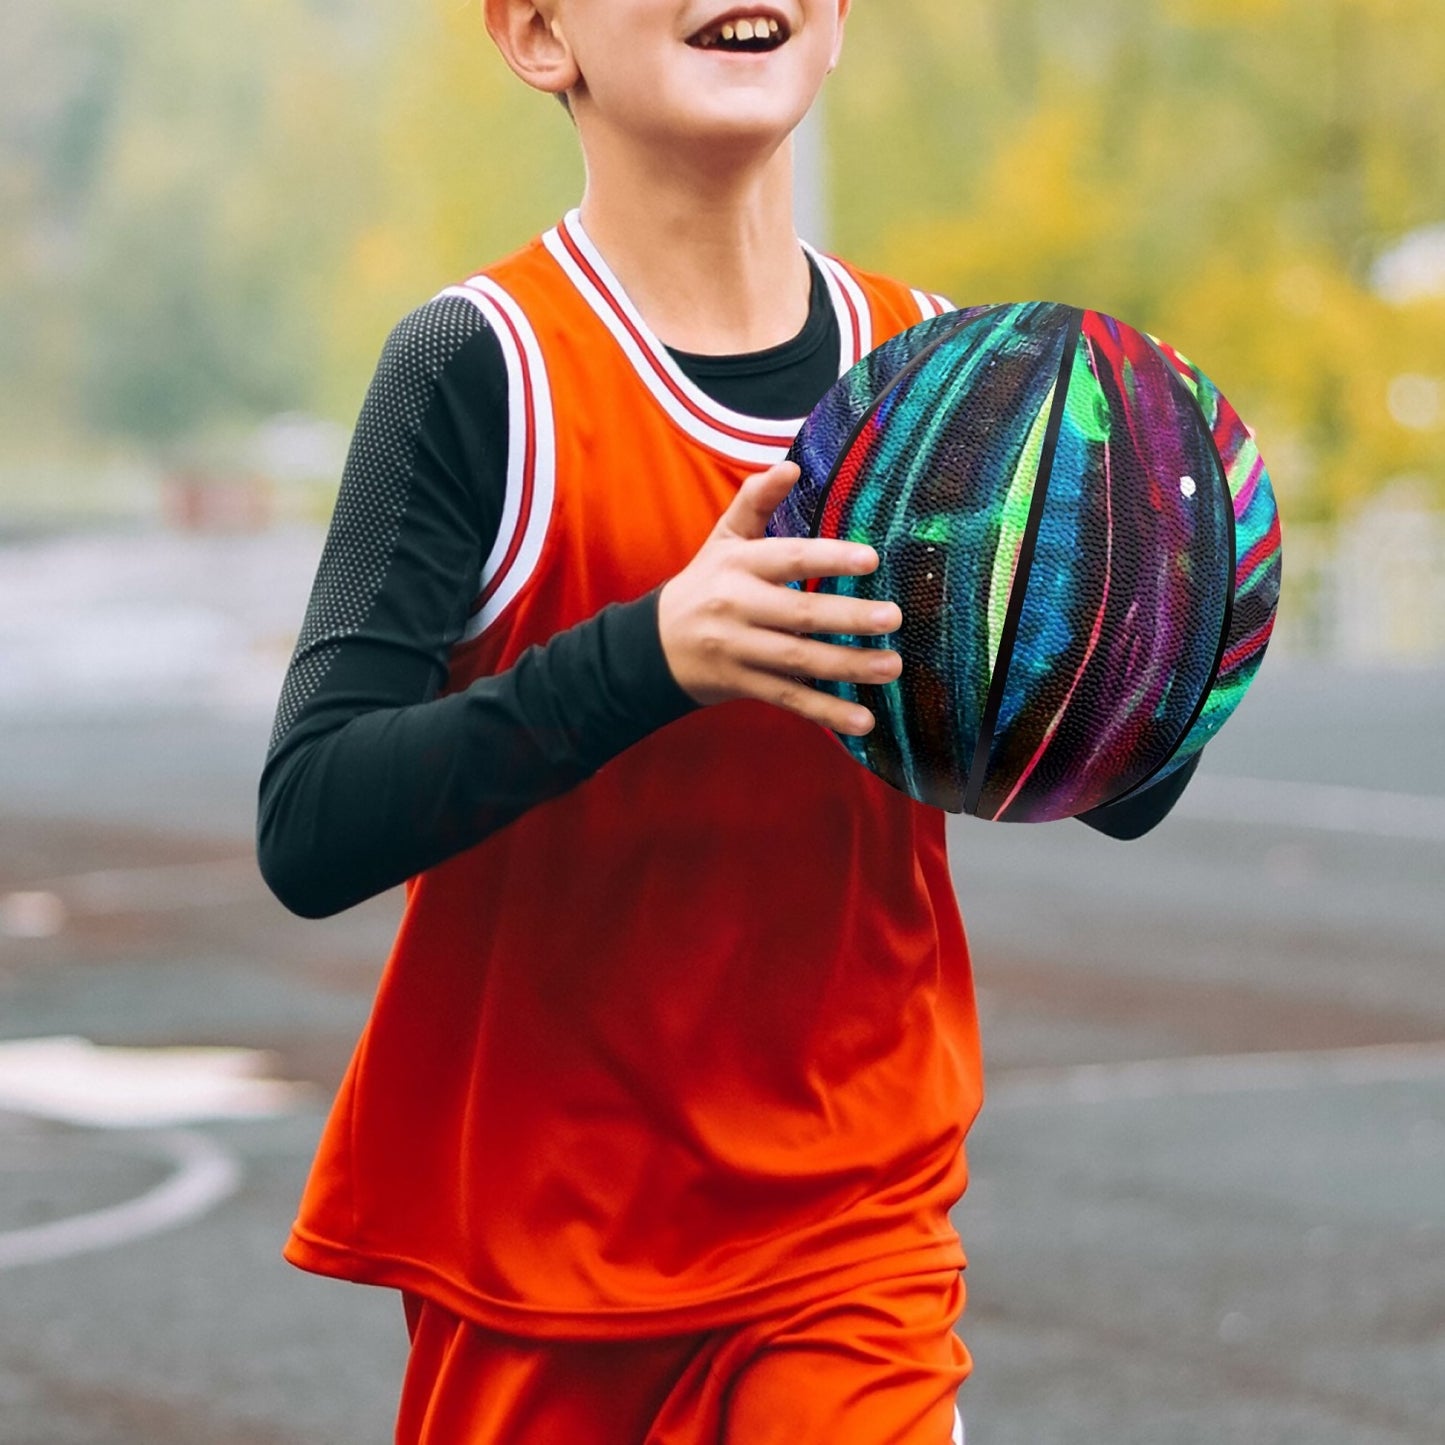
[3,0,389,448]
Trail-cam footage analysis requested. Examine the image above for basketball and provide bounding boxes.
[767,302,1283,822]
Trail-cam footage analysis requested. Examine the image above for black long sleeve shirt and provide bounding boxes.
[258,264,1194,919]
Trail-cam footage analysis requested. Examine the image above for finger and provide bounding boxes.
[740,633,904,688]
[750,672,877,737]
[718,461,801,541]
[746,586,903,638]
[741,535,882,586]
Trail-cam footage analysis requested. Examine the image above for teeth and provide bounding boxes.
[696,16,785,49]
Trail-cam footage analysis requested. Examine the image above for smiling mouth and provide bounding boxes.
[687,14,790,53]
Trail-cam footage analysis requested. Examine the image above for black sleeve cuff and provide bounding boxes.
[585,587,699,757]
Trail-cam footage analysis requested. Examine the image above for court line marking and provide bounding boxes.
[1179,774,1445,842]
[0,857,262,933]
[988,1041,1445,1110]
[46,857,260,911]
[0,1127,240,1272]
[0,1036,313,1128]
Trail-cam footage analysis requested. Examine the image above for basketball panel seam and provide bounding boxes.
[1091,331,1239,809]
[962,307,1085,818]
[804,305,1011,540]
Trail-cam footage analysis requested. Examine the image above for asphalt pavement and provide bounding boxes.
[1,525,1441,1444]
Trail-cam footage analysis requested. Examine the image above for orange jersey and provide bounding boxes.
[284,213,983,1338]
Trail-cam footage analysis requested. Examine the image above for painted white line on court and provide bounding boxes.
[0,858,260,930]
[1179,774,1445,842]
[59,857,259,912]
[988,1041,1445,1111]
[0,1127,240,1271]
[0,1036,312,1128]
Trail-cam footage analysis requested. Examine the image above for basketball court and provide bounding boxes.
[1,528,1441,1443]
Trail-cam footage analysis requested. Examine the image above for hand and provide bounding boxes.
[657,461,903,736]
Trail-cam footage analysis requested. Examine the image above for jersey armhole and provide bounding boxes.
[437,278,558,644]
[910,289,957,321]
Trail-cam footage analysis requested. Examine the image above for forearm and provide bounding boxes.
[258,295,692,917]
[258,591,695,918]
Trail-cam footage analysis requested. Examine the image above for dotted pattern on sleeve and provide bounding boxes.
[268,295,491,756]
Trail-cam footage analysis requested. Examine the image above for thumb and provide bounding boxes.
[718,461,801,541]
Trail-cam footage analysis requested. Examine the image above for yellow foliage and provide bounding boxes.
[876,100,1125,307]
[321,0,583,406]
[1161,0,1288,25]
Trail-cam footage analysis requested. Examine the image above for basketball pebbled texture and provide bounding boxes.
[767,303,1283,822]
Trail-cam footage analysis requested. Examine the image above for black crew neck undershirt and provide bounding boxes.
[665,257,839,420]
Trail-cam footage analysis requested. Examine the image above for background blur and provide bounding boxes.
[2,2,1442,1442]
[5,0,1445,649]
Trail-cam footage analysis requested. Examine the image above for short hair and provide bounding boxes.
[557,91,573,117]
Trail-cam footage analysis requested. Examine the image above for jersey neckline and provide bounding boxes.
[664,256,832,380]
[542,209,872,467]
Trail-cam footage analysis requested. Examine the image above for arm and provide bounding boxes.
[256,297,696,919]
[260,299,911,920]
[1075,751,1202,840]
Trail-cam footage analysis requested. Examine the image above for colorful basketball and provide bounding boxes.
[767,303,1282,822]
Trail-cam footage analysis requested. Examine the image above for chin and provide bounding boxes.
[650,88,814,153]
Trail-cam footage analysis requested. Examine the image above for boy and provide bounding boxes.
[258,2,1194,1439]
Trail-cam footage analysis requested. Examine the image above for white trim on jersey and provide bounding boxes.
[543,211,877,467]
[911,289,958,321]
[803,244,872,374]
[437,278,558,643]
[543,213,796,467]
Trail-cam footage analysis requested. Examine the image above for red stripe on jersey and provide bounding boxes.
[827,257,864,363]
[913,290,944,321]
[470,290,539,619]
[557,219,786,450]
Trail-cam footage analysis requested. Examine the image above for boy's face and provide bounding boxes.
[531,2,850,151]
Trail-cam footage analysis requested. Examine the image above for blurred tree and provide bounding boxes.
[319,0,582,416]
[75,0,389,449]
[0,0,127,445]
[3,0,389,453]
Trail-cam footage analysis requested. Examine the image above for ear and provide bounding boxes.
[483,0,579,100]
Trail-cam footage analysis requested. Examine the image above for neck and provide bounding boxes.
[575,131,812,356]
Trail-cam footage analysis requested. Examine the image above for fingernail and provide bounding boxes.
[873,606,899,629]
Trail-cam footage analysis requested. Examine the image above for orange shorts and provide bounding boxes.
[396,1270,969,1445]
